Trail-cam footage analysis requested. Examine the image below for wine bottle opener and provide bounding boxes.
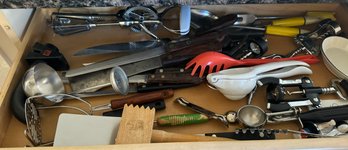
[258,77,348,112]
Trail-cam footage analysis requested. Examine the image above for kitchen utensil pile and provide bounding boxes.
[10,6,348,147]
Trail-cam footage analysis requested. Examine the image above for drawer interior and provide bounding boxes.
[1,3,348,148]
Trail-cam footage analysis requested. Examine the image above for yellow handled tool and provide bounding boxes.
[266,25,309,37]
[232,25,309,37]
[306,11,336,21]
[272,16,322,27]
[272,11,335,27]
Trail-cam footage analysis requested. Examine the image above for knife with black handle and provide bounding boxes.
[205,129,276,140]
[299,105,348,123]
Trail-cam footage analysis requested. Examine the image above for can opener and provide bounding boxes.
[206,61,312,100]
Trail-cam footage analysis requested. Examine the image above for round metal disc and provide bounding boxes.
[110,66,129,95]
[237,105,267,128]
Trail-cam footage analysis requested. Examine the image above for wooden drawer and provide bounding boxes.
[1,3,348,149]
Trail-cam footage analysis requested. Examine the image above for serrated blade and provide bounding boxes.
[73,40,164,56]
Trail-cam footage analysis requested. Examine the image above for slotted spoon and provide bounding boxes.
[185,51,319,77]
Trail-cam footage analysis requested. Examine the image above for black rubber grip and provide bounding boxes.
[267,103,291,112]
[10,80,27,124]
[257,77,280,86]
[339,79,348,95]
[299,105,348,123]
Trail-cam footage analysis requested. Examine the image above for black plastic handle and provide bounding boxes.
[339,79,348,96]
[137,83,200,93]
[195,14,238,36]
[257,77,280,86]
[10,80,27,124]
[267,103,291,112]
[299,105,348,123]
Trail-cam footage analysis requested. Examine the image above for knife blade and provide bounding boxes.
[65,46,165,77]
[73,40,165,56]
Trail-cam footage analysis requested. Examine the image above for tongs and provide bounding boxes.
[206,61,313,100]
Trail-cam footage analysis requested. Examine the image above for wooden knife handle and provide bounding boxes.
[111,89,174,109]
[151,129,232,142]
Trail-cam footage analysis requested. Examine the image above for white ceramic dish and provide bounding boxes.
[322,36,348,80]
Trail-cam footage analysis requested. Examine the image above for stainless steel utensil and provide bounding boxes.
[69,57,161,93]
[22,63,65,104]
[235,14,282,25]
[68,66,129,94]
[237,105,267,127]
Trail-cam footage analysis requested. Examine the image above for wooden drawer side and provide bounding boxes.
[0,8,49,146]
